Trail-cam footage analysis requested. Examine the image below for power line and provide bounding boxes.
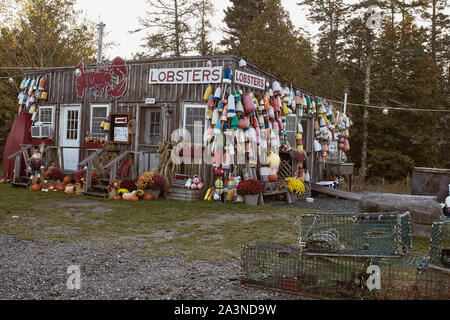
[326,98,449,113]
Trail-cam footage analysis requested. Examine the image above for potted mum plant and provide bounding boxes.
[137,172,166,199]
[284,177,306,202]
[237,179,264,206]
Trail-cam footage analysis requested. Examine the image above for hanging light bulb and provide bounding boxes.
[382,108,389,115]
[74,68,81,77]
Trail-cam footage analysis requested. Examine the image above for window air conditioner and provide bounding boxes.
[31,125,51,139]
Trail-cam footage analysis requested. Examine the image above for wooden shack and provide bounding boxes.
[5,55,319,197]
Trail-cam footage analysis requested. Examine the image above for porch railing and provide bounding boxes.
[7,145,65,182]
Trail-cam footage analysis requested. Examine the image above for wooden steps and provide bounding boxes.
[11,182,29,189]
[311,183,362,201]
[92,184,108,191]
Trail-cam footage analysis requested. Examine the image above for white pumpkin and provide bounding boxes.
[64,186,74,194]
[122,192,134,201]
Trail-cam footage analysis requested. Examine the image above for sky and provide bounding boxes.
[74,0,448,60]
[74,0,315,60]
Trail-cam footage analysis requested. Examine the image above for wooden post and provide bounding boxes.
[86,160,93,192]
[14,155,21,182]
[59,147,65,173]
[110,163,117,182]
[131,154,137,181]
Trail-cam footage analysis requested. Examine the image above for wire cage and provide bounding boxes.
[241,243,450,300]
[240,243,373,299]
[371,254,450,300]
[430,216,450,268]
[297,212,412,257]
[240,243,304,293]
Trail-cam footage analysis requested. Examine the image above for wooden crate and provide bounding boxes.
[165,186,204,202]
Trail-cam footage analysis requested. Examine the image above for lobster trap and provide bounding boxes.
[240,243,373,299]
[370,254,450,300]
[297,212,412,257]
[430,216,450,268]
[240,243,304,293]
[240,243,450,300]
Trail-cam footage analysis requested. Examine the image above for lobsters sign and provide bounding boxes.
[149,67,223,84]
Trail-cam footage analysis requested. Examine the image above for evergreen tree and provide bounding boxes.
[220,0,267,53]
[133,0,196,58]
[297,0,349,77]
[192,0,214,55]
[237,0,313,90]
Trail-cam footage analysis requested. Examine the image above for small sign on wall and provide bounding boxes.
[145,98,156,105]
[109,113,131,144]
[113,126,129,143]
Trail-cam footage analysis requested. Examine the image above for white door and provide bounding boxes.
[60,105,81,171]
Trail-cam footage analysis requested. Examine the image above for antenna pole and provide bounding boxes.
[97,22,105,64]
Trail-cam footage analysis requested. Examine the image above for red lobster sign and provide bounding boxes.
[76,57,128,99]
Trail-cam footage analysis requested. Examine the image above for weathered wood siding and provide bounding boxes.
[25,55,316,183]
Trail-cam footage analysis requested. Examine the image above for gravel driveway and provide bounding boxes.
[0,236,308,300]
[0,198,358,300]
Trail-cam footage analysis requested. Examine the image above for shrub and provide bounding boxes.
[138,172,166,190]
[43,167,64,181]
[120,179,137,191]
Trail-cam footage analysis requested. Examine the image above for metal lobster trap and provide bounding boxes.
[430,216,450,268]
[370,254,450,300]
[296,212,412,257]
[240,243,304,293]
[240,243,373,299]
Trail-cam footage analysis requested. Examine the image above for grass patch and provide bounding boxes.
[0,184,432,261]
[0,184,313,261]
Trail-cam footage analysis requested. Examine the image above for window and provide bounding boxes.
[183,104,207,144]
[140,108,161,146]
[285,115,310,152]
[90,104,109,137]
[286,115,297,149]
[66,110,79,140]
[38,106,55,127]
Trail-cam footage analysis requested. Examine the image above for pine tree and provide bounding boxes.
[297,0,349,77]
[237,0,313,89]
[220,0,267,53]
[133,0,196,58]
[192,0,214,56]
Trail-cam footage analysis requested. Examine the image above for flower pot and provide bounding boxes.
[145,189,161,199]
[75,183,86,195]
[290,192,299,203]
[244,195,259,206]
[108,188,118,199]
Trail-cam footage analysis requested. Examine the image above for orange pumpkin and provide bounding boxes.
[143,193,154,201]
[31,184,41,192]
[131,196,139,202]
[114,195,122,201]
[63,176,72,184]
[269,174,278,182]
[57,185,65,192]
